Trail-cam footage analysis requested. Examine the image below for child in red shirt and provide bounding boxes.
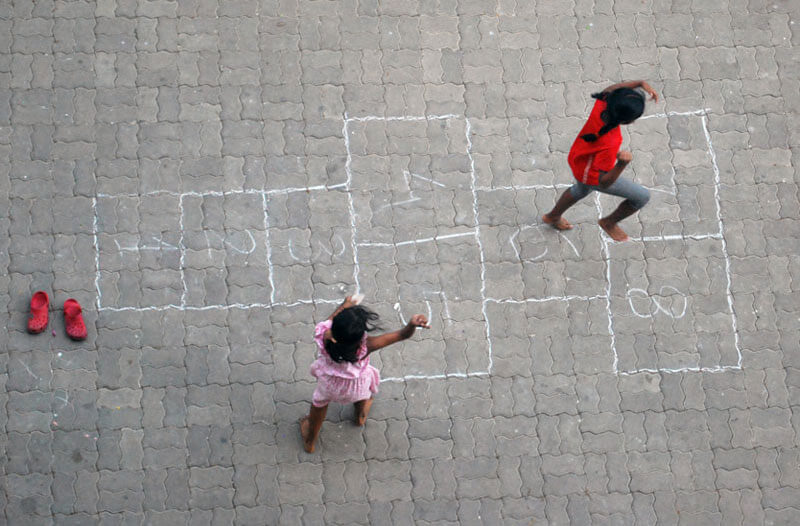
[543,80,659,241]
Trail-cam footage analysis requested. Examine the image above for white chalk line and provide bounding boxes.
[98,298,341,312]
[382,371,491,383]
[263,192,276,305]
[476,183,572,192]
[95,183,348,200]
[463,116,494,375]
[639,108,711,120]
[628,233,722,243]
[345,114,460,123]
[358,231,477,248]
[597,193,618,374]
[486,294,608,304]
[343,114,361,294]
[618,364,740,376]
[701,112,742,368]
[178,194,187,308]
[92,197,102,311]
[408,172,446,187]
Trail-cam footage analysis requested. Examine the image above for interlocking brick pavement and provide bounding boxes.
[2,0,800,524]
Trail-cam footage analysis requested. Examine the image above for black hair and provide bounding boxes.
[325,306,382,364]
[580,88,645,142]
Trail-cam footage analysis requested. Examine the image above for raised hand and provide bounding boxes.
[408,314,430,329]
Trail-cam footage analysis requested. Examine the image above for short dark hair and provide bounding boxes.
[325,306,382,363]
[580,88,645,142]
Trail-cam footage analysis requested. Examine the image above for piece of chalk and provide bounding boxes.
[352,293,365,305]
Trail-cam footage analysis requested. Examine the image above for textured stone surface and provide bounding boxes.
[1,0,800,523]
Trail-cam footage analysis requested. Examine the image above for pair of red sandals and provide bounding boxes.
[27,291,87,341]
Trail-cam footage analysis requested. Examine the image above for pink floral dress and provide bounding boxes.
[310,320,381,407]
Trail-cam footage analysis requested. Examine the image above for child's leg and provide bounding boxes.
[353,398,373,426]
[596,178,650,242]
[300,404,327,453]
[543,184,590,229]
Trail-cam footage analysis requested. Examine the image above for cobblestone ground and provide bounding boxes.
[1,0,800,524]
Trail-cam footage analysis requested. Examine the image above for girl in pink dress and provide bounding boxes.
[300,296,429,453]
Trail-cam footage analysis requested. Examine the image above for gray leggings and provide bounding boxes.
[569,177,651,210]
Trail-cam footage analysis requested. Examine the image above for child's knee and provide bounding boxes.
[634,188,650,209]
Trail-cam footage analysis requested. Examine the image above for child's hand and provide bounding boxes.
[342,296,357,309]
[643,84,659,102]
[617,150,633,164]
[408,315,430,329]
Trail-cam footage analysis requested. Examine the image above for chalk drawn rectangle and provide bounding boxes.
[266,189,356,305]
[95,194,183,309]
[181,193,270,308]
[607,237,739,374]
[485,297,613,377]
[356,241,490,380]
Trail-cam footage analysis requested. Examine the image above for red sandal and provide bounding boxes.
[63,298,87,341]
[27,291,50,334]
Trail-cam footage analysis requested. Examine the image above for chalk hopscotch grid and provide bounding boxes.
[92,109,741,378]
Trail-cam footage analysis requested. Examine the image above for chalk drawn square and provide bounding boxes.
[597,114,721,240]
[181,193,270,308]
[266,188,356,305]
[356,240,489,380]
[95,194,183,309]
[607,237,739,373]
[485,297,613,377]
[477,188,607,301]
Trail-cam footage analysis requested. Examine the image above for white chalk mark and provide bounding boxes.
[627,286,687,319]
[650,186,676,197]
[92,197,102,311]
[409,172,446,187]
[358,231,476,248]
[263,192,277,305]
[114,235,180,252]
[486,294,607,304]
[205,230,257,254]
[393,302,407,325]
[287,238,307,263]
[425,300,433,324]
[96,183,348,200]
[382,371,491,382]
[343,114,361,294]
[509,225,548,262]
[317,234,346,258]
[346,114,460,123]
[558,231,581,258]
[702,112,742,367]
[639,108,711,120]
[465,117,494,375]
[378,197,420,211]
[475,183,573,192]
[178,195,187,308]
[18,359,40,380]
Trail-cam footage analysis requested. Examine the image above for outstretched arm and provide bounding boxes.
[366,315,429,354]
[602,80,658,102]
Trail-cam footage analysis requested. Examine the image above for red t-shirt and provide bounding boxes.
[568,99,622,186]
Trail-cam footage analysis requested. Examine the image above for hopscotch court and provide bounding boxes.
[91,109,741,379]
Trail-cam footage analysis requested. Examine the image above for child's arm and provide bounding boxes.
[366,315,429,354]
[328,296,357,320]
[598,150,633,188]
[601,80,658,102]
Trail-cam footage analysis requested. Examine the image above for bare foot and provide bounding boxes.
[299,417,315,453]
[598,219,629,242]
[542,214,573,230]
[354,398,373,426]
